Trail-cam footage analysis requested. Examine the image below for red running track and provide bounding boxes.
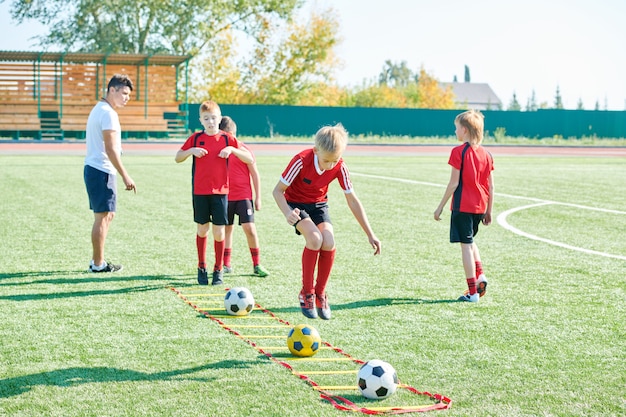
[0,141,625,157]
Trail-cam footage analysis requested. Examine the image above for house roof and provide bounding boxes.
[0,50,191,66]
[441,82,502,110]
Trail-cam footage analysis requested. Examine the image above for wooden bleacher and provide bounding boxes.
[0,52,191,139]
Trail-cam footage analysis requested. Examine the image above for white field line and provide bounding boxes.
[352,172,626,260]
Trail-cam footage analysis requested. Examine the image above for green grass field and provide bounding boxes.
[1,151,625,416]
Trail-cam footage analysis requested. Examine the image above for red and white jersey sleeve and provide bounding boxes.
[280,148,353,204]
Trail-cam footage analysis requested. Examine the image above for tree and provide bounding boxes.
[525,90,538,111]
[238,8,341,105]
[6,0,301,56]
[508,92,521,111]
[378,60,414,88]
[576,98,584,110]
[554,85,564,109]
[415,68,455,109]
[464,65,470,82]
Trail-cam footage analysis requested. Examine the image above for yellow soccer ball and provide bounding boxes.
[287,324,321,357]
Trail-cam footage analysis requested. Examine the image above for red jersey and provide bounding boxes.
[180,130,242,195]
[280,148,353,203]
[228,143,254,201]
[448,143,494,213]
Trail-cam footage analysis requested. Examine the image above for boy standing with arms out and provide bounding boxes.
[218,116,269,277]
[176,101,252,286]
[273,123,381,320]
[434,109,494,302]
[84,74,136,273]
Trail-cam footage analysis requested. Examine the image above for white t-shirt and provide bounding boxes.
[84,100,122,174]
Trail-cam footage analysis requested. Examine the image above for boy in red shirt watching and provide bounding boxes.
[273,123,381,319]
[218,116,269,278]
[434,109,494,302]
[175,101,252,286]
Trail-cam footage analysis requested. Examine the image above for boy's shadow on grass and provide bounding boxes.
[268,297,458,314]
[0,271,194,301]
[0,271,190,286]
[0,360,263,398]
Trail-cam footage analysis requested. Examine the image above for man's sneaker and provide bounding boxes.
[316,293,331,320]
[458,293,479,302]
[223,265,233,274]
[212,270,224,286]
[299,291,318,319]
[253,264,269,277]
[197,268,208,285]
[476,274,488,297]
[89,261,123,273]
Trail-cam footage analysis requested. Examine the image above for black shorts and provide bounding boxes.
[193,194,228,225]
[84,165,117,213]
[450,211,485,244]
[287,201,331,235]
[227,199,255,225]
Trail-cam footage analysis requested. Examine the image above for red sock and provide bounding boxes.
[466,277,477,295]
[475,261,484,277]
[250,247,260,267]
[302,247,320,294]
[196,235,207,269]
[315,249,336,295]
[214,240,225,271]
[223,248,232,267]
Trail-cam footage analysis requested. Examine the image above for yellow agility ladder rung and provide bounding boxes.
[257,346,333,351]
[179,293,225,297]
[294,370,358,375]
[283,357,354,362]
[313,385,357,391]
[209,315,278,320]
[240,335,287,339]
[222,324,287,329]
[366,405,438,412]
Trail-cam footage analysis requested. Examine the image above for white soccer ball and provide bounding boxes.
[224,287,255,316]
[357,359,398,400]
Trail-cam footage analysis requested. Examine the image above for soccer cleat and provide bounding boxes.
[458,293,479,302]
[253,264,269,277]
[223,265,233,274]
[211,269,224,286]
[299,291,318,319]
[90,261,123,273]
[316,293,331,320]
[464,274,488,298]
[197,267,208,285]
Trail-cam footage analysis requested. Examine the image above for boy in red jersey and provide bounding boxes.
[434,109,494,302]
[175,101,252,286]
[273,123,381,319]
[218,116,269,277]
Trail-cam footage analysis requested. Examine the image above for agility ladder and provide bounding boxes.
[171,287,452,414]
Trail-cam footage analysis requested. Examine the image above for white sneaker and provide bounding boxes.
[477,274,488,297]
[458,293,479,302]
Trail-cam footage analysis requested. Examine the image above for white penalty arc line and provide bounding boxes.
[352,172,626,261]
[496,202,626,261]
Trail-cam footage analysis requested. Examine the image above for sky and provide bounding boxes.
[1,0,625,110]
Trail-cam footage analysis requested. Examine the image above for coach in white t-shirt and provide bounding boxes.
[83,74,136,273]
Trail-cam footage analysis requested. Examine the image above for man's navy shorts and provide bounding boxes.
[84,165,117,213]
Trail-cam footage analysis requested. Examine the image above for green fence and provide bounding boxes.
[185,104,626,139]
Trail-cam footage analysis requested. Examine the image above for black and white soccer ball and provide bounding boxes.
[357,359,398,400]
[224,287,255,316]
